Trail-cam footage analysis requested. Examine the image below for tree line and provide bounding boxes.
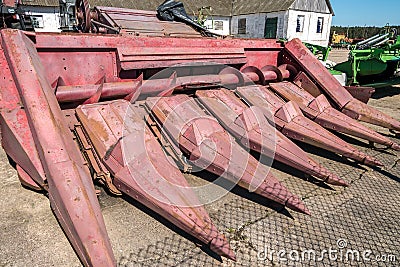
[331,25,400,39]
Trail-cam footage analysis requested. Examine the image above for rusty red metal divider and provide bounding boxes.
[284,38,400,132]
[75,100,236,260]
[145,95,309,215]
[0,30,116,266]
[268,79,400,151]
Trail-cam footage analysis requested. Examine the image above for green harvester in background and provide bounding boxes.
[306,25,400,88]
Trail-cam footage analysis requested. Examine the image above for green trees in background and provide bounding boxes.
[331,26,400,39]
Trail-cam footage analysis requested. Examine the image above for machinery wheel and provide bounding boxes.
[75,0,91,32]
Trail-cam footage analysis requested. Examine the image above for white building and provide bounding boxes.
[21,0,61,32]
[231,0,334,46]
[20,0,333,46]
[170,0,334,46]
[203,16,231,36]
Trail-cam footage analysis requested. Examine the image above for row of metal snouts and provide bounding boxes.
[143,83,398,214]
[127,82,396,260]
[141,65,398,219]
[75,79,400,263]
[75,64,400,263]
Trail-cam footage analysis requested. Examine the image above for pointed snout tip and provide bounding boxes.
[364,156,384,167]
[326,175,349,187]
[286,196,311,216]
[210,236,237,261]
[391,142,400,151]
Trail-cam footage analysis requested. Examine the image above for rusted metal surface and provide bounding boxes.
[284,38,400,133]
[88,6,203,37]
[236,86,383,167]
[195,89,348,186]
[0,30,116,266]
[75,100,235,260]
[269,81,400,151]
[342,99,400,132]
[146,95,309,214]
[344,86,375,104]
[2,27,400,265]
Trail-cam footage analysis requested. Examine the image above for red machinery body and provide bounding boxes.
[0,25,399,266]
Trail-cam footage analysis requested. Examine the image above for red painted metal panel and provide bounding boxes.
[76,100,235,260]
[243,50,281,70]
[3,0,15,7]
[39,51,119,87]
[269,82,399,150]
[118,46,247,70]
[0,45,21,110]
[34,33,283,50]
[0,108,47,188]
[284,38,353,108]
[1,30,115,266]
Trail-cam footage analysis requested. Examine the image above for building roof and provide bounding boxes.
[19,0,334,16]
[233,0,334,16]
[233,0,294,15]
[90,0,334,16]
[87,0,232,16]
[21,0,59,7]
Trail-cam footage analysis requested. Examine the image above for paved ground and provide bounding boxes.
[0,50,399,266]
[327,48,350,64]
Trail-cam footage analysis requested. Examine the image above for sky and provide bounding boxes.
[331,0,400,26]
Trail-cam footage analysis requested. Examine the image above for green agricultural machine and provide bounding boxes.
[304,42,332,62]
[306,27,400,88]
[333,28,400,87]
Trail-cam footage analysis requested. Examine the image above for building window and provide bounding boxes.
[214,20,223,31]
[31,15,44,28]
[296,15,305,32]
[238,18,246,34]
[317,17,324,33]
